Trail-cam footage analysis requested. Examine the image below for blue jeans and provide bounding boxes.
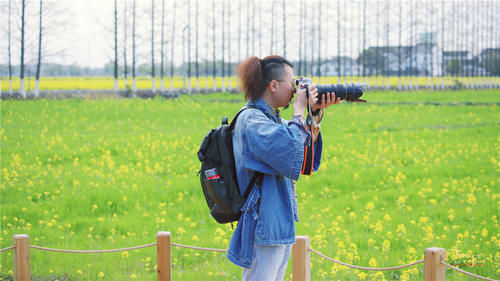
[242,244,292,281]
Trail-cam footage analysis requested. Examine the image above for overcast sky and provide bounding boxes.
[1,0,498,69]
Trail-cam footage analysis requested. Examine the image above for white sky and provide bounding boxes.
[1,0,498,69]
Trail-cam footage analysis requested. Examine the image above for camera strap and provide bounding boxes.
[301,87,314,175]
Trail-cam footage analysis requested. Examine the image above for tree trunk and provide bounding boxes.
[170,0,176,91]
[160,0,165,94]
[132,0,137,96]
[385,0,390,89]
[20,0,26,98]
[238,0,241,61]
[375,0,380,87]
[309,2,317,78]
[430,1,435,89]
[441,0,445,89]
[205,0,210,90]
[425,0,430,88]
[252,0,255,55]
[350,0,354,83]
[282,0,286,57]
[195,0,199,91]
[246,0,249,58]
[362,0,366,81]
[114,0,118,93]
[227,0,231,91]
[357,0,361,82]
[270,0,275,54]
[151,0,156,94]
[221,0,225,92]
[344,0,348,83]
[187,0,191,93]
[298,0,303,75]
[183,25,186,90]
[258,1,261,57]
[212,0,216,91]
[337,0,341,83]
[398,0,402,90]
[317,1,321,79]
[409,0,413,90]
[487,0,493,88]
[34,0,43,97]
[8,0,13,96]
[124,0,129,92]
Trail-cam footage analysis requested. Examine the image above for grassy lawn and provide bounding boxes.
[0,89,498,280]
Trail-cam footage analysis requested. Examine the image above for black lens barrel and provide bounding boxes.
[315,83,364,103]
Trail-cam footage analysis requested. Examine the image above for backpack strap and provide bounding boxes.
[230,105,264,198]
[242,172,264,198]
[228,105,254,130]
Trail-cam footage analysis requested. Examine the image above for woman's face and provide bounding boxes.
[274,65,296,108]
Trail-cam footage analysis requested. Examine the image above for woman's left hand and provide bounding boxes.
[311,92,340,112]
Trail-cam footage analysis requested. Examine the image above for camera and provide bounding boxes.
[295,77,367,102]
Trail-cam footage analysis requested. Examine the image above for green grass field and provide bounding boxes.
[1,89,499,280]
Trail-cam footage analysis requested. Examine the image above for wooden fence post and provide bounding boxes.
[424,247,447,281]
[293,236,311,281]
[14,234,30,281]
[157,232,171,281]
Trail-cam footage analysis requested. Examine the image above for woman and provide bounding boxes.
[227,55,339,281]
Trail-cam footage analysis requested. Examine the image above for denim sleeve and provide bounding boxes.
[288,116,311,146]
[243,113,304,181]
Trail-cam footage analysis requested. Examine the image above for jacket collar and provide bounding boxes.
[246,98,280,124]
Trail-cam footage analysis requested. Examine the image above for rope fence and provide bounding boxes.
[2,232,498,281]
[171,242,227,253]
[308,247,424,271]
[0,246,15,253]
[29,243,157,254]
[441,261,498,281]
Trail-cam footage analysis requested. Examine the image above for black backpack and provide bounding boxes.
[197,106,263,224]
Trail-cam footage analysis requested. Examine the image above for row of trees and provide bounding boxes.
[3,0,67,97]
[2,0,499,96]
[107,0,289,95]
[108,0,499,93]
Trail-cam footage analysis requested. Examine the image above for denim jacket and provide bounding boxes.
[226,98,323,268]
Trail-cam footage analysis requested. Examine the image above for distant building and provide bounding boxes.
[316,56,358,76]
[442,51,469,75]
[478,48,500,75]
[303,32,497,77]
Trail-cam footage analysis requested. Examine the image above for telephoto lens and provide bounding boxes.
[316,83,367,103]
[295,77,367,103]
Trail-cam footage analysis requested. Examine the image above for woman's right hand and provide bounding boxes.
[294,83,318,115]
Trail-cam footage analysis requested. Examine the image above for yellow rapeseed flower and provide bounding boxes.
[358,272,368,280]
[382,240,390,252]
[365,202,375,210]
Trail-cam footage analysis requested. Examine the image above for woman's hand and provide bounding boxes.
[293,82,309,114]
[294,83,319,114]
[311,92,340,112]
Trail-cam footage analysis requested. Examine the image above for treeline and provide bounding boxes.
[0,61,240,77]
[2,0,499,97]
